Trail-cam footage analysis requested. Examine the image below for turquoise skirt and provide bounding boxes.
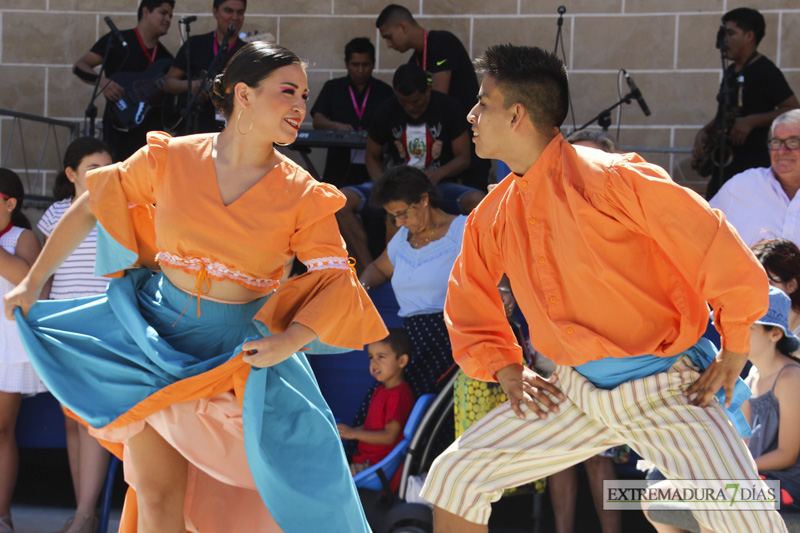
[15,268,370,532]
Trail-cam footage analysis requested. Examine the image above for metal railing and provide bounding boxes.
[0,108,81,206]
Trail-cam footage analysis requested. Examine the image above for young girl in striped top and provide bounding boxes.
[38,137,112,533]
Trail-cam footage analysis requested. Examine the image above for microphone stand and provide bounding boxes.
[553,5,577,131]
[554,5,566,55]
[574,90,639,132]
[182,18,195,133]
[83,36,117,137]
[182,26,235,134]
[712,27,731,193]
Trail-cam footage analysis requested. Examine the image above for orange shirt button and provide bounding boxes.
[538,257,546,264]
[520,180,528,187]
[529,217,536,224]
[549,296,557,303]
[566,327,574,335]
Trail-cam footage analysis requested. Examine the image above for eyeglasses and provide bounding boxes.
[767,137,800,151]
[387,202,418,222]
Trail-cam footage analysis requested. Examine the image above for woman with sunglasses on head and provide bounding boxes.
[358,165,464,402]
[753,238,800,338]
[4,42,385,533]
[0,169,44,533]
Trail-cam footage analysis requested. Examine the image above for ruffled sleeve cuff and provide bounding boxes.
[87,132,169,277]
[254,267,388,352]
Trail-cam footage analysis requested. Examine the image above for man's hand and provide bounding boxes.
[684,348,748,408]
[729,116,755,146]
[100,78,125,102]
[692,128,708,159]
[495,363,564,419]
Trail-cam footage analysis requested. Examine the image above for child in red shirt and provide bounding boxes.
[338,328,415,476]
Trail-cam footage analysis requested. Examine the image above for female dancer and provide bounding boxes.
[4,42,386,533]
[39,137,113,533]
[0,169,44,533]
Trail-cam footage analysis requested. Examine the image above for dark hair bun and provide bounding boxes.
[210,75,228,115]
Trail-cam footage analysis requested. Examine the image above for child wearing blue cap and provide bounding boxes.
[743,286,800,511]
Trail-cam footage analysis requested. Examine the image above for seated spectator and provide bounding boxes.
[753,238,800,337]
[337,327,414,484]
[358,166,466,399]
[336,63,484,270]
[546,128,624,533]
[709,109,800,247]
[310,37,394,188]
[643,287,800,532]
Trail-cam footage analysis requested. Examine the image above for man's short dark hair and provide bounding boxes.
[376,4,415,28]
[474,44,569,134]
[214,0,247,9]
[381,328,413,359]
[138,0,174,20]
[723,7,766,45]
[392,63,428,96]
[345,37,375,63]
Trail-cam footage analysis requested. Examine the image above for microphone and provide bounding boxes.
[715,23,728,51]
[623,70,651,117]
[104,16,127,47]
[224,24,236,40]
[179,16,197,24]
[558,5,567,14]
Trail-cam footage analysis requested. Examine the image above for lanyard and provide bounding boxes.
[134,28,158,66]
[213,30,230,56]
[416,29,428,71]
[348,84,372,130]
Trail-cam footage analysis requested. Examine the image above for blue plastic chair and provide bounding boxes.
[353,393,436,492]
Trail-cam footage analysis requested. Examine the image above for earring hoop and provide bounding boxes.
[236,107,254,136]
[274,141,292,147]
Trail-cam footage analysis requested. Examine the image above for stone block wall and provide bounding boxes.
[1,0,798,194]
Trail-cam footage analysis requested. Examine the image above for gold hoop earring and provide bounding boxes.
[236,107,254,136]
[274,141,292,147]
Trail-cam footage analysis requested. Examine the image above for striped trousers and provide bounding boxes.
[420,356,788,532]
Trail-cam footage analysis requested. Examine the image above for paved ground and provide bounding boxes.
[8,505,121,533]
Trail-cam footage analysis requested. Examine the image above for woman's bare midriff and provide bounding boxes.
[162,265,274,304]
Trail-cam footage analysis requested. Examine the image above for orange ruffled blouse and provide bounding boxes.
[86,131,387,350]
[445,135,769,381]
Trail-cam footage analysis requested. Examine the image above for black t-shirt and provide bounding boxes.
[90,29,173,77]
[409,30,479,115]
[368,91,468,178]
[718,55,794,178]
[171,31,245,134]
[89,29,173,161]
[310,76,395,186]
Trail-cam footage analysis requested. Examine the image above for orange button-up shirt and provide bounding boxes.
[445,135,769,381]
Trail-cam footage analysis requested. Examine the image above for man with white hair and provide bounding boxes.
[710,109,800,247]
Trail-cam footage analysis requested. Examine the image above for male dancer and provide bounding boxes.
[421,44,787,533]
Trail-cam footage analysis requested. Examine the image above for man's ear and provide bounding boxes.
[509,103,527,130]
